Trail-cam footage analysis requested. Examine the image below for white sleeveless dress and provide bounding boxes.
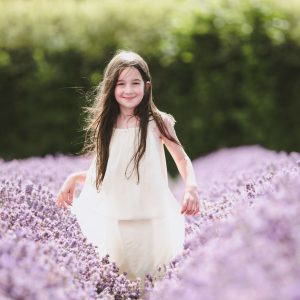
[70,117,185,282]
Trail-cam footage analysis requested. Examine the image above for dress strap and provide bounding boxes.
[148,118,161,140]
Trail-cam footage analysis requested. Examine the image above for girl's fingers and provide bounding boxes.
[192,203,200,215]
[65,199,71,205]
[181,200,188,213]
[181,196,201,215]
[194,211,200,217]
[185,205,191,214]
[182,203,191,214]
[56,191,71,209]
[65,193,72,204]
[186,201,195,214]
[191,202,197,214]
[62,196,70,208]
[185,201,200,215]
[192,202,199,215]
[62,197,69,209]
[182,198,193,214]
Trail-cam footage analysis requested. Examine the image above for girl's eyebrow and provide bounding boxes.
[117,78,142,82]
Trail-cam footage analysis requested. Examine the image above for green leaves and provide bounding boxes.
[1,0,300,173]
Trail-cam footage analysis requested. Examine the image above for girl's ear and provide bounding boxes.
[145,81,151,89]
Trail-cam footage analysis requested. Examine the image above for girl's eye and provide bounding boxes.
[116,82,140,86]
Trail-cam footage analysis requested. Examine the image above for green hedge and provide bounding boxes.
[1,0,300,176]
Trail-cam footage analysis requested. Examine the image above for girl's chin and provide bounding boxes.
[118,100,142,107]
[119,103,138,110]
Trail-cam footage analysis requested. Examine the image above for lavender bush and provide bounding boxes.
[1,145,299,299]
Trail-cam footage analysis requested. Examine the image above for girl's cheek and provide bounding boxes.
[115,87,122,94]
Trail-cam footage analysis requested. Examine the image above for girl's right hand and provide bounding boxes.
[56,174,77,209]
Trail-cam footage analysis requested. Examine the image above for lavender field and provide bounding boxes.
[1,145,300,300]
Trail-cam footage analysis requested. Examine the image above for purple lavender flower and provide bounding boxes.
[1,146,300,299]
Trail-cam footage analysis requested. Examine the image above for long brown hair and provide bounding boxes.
[81,49,183,191]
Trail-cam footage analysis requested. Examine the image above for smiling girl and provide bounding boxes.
[56,49,200,293]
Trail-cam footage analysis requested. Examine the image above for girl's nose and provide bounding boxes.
[124,84,134,94]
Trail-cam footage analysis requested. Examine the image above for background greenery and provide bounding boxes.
[1,0,300,176]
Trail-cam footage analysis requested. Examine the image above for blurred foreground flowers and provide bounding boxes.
[0,145,300,299]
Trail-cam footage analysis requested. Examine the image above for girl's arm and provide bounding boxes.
[159,115,200,216]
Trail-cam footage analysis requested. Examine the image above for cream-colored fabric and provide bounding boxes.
[74,118,182,220]
[70,117,185,283]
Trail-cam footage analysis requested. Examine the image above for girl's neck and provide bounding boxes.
[116,113,140,128]
[119,112,134,120]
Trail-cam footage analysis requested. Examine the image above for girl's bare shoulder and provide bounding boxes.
[157,111,177,132]
[150,111,176,139]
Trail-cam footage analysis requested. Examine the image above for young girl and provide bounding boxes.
[56,50,200,291]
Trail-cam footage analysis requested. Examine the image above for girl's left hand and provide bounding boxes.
[181,186,201,216]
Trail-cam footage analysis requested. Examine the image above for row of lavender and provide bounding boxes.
[151,146,300,299]
[0,145,299,299]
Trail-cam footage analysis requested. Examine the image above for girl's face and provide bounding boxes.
[114,67,145,113]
